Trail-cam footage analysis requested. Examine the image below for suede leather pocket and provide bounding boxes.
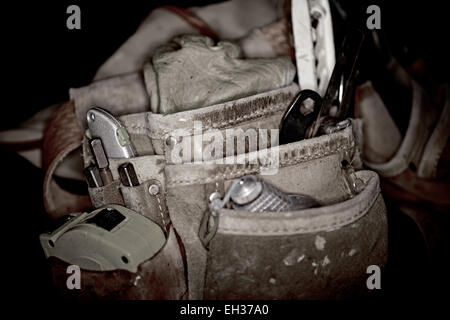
[163,124,388,299]
[203,171,387,299]
[78,154,186,299]
[88,180,124,208]
[120,180,170,231]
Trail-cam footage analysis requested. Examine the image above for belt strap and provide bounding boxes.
[42,101,91,218]
[160,5,219,42]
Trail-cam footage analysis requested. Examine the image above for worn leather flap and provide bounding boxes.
[205,173,387,299]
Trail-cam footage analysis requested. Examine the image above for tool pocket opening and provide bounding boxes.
[165,124,365,299]
[202,170,387,299]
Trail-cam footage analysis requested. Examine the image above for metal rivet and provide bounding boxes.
[312,11,322,20]
[353,179,365,192]
[209,192,221,203]
[311,5,325,20]
[89,113,95,121]
[148,184,160,196]
[165,136,178,149]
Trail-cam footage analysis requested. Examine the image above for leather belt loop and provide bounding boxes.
[42,101,91,218]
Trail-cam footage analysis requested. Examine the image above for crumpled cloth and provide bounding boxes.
[144,35,296,114]
[94,0,284,80]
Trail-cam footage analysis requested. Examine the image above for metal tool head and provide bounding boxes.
[90,138,109,169]
[118,162,140,187]
[230,175,263,205]
[84,164,103,188]
[279,89,322,145]
[307,29,364,138]
[279,29,364,144]
[86,107,137,159]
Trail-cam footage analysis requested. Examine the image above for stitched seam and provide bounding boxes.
[156,195,167,228]
[221,207,364,234]
[154,104,287,137]
[171,168,260,185]
[199,104,285,129]
[126,124,146,130]
[219,189,379,235]
[168,145,353,185]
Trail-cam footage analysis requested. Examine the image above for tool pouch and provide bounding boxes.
[202,170,386,299]
[71,77,387,299]
[47,225,187,300]
[42,1,388,300]
[160,115,387,299]
[53,136,184,299]
[109,155,171,231]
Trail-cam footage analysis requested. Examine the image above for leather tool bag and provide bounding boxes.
[69,80,387,299]
[42,1,388,299]
[158,110,387,299]
[46,81,389,301]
